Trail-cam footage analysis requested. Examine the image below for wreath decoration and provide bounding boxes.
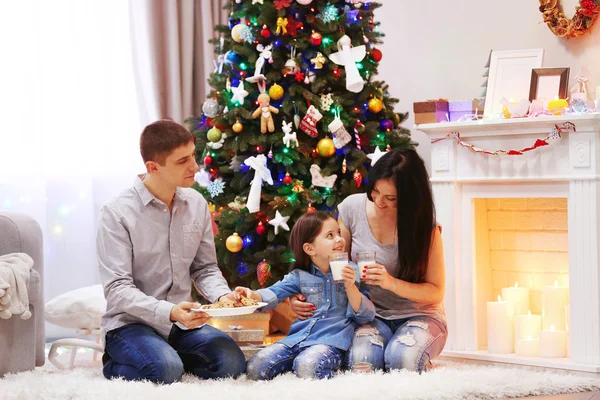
[539,0,600,38]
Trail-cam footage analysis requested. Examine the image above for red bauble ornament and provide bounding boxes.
[257,260,271,286]
[332,68,341,79]
[204,155,213,165]
[353,170,362,188]
[283,173,293,185]
[307,204,316,213]
[256,222,266,235]
[260,25,271,38]
[310,32,322,46]
[239,70,247,78]
[370,48,383,62]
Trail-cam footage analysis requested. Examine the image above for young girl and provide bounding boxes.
[240,211,375,380]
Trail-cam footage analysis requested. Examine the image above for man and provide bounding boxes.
[97,120,245,384]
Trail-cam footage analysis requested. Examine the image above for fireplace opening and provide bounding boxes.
[473,198,570,358]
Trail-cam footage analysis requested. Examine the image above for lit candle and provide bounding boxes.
[502,282,529,316]
[515,336,540,357]
[542,281,569,330]
[514,310,542,342]
[547,96,569,115]
[539,325,566,358]
[487,295,514,354]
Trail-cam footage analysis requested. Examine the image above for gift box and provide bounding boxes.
[413,100,449,124]
[223,329,264,345]
[448,99,484,122]
[206,312,271,336]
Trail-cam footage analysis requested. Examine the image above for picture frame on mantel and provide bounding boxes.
[484,49,545,117]
[529,67,570,102]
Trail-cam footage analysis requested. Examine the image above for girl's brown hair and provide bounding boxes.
[288,211,333,272]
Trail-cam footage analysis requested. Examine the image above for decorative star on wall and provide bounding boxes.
[268,210,290,235]
[366,146,385,166]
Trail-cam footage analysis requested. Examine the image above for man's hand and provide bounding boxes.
[289,293,315,320]
[170,301,211,329]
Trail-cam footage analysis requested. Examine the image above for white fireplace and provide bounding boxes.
[418,114,600,372]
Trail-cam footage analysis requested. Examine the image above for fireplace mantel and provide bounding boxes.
[417,114,600,372]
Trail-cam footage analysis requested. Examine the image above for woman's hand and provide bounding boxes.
[362,263,394,291]
[289,294,315,320]
[342,265,356,288]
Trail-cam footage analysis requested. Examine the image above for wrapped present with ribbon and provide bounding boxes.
[413,99,449,124]
[222,329,265,345]
[449,99,485,122]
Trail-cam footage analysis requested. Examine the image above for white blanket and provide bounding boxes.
[0,253,33,320]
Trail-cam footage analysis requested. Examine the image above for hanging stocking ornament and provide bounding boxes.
[300,105,323,138]
[328,113,352,149]
[257,260,271,286]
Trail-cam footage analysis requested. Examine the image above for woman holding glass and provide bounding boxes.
[291,148,447,374]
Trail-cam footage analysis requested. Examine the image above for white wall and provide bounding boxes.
[377,0,600,150]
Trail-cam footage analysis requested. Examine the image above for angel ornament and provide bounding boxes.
[282,120,298,148]
[246,44,273,84]
[328,35,366,93]
[252,93,279,133]
[310,164,337,188]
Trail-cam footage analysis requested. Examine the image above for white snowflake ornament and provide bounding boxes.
[207,179,226,198]
[320,93,334,112]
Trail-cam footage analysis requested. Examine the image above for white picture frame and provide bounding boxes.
[484,49,544,117]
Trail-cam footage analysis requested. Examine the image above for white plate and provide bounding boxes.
[191,302,267,317]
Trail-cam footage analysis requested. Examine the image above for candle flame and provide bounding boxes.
[551,325,555,331]
[528,310,532,316]
[554,280,558,288]
[498,295,502,302]
[515,282,519,288]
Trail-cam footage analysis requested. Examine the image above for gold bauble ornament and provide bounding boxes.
[317,137,335,157]
[225,232,243,252]
[231,24,245,43]
[232,120,244,133]
[368,98,384,113]
[268,84,284,100]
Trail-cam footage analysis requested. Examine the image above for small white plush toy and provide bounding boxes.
[282,120,298,148]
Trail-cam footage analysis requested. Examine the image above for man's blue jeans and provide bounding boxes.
[103,323,246,384]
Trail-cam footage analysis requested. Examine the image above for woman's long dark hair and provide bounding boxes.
[366,148,435,283]
[288,211,333,272]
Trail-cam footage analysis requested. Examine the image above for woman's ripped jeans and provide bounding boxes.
[347,316,447,374]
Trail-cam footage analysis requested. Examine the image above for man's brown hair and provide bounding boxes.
[140,120,195,165]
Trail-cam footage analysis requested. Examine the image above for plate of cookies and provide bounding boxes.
[191,295,267,317]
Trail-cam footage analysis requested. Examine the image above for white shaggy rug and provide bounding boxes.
[1,358,600,400]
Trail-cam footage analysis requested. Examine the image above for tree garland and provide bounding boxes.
[539,0,600,38]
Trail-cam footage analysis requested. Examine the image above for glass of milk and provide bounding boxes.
[357,252,376,280]
[328,253,349,282]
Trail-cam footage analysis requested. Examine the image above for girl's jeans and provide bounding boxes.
[347,316,447,374]
[247,342,344,380]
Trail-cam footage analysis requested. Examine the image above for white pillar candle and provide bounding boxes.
[539,325,566,358]
[542,281,569,330]
[514,310,542,342]
[566,304,570,357]
[487,295,514,354]
[502,282,529,316]
[515,337,540,357]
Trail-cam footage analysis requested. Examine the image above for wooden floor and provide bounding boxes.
[510,391,599,399]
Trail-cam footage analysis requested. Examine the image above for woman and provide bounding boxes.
[291,148,447,374]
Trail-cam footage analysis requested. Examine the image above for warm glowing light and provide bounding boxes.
[514,282,519,288]
[498,295,502,302]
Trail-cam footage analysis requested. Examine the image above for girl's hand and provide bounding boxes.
[289,294,315,320]
[234,286,258,301]
[362,263,394,290]
[342,265,356,288]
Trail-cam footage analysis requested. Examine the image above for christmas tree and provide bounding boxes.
[188,0,411,289]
